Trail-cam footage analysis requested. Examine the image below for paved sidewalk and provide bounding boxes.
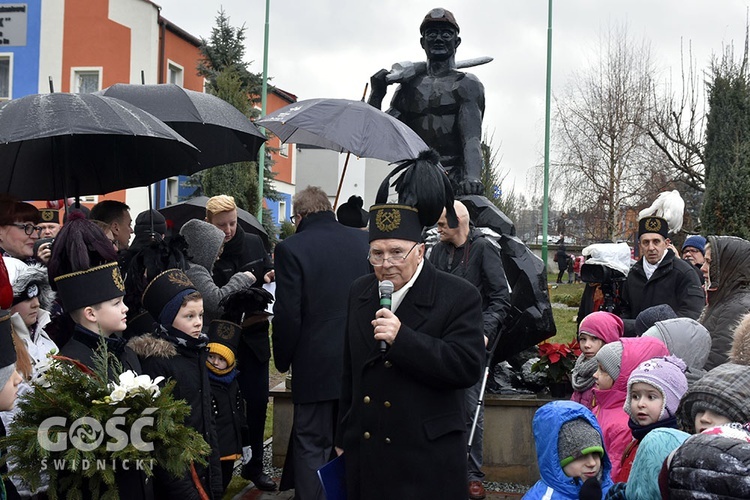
[233,483,524,499]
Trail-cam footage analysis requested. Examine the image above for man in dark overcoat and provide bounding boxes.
[272,186,370,500]
[620,216,704,336]
[429,200,510,499]
[335,203,485,500]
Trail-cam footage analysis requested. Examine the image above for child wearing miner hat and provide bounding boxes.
[526,400,613,499]
[0,311,23,412]
[0,310,24,499]
[205,319,247,494]
[127,269,223,499]
[54,261,141,374]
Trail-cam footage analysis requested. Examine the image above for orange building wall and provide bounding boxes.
[61,0,131,92]
[266,92,294,184]
[162,29,203,91]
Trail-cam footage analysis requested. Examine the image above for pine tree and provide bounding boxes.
[701,43,750,238]
[194,9,279,239]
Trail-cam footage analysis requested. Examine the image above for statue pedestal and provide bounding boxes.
[270,383,555,485]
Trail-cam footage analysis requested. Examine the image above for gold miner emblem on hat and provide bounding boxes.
[375,208,401,233]
[112,268,126,292]
[40,210,55,222]
[217,322,234,340]
[167,271,193,288]
[645,217,662,233]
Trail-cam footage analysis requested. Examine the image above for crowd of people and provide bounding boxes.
[526,216,750,499]
[1,182,750,500]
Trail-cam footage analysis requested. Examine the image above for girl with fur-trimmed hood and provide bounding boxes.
[5,258,58,371]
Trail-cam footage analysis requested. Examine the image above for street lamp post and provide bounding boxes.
[257,0,271,222]
[542,0,553,269]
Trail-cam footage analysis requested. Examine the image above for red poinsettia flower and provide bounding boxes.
[532,339,582,384]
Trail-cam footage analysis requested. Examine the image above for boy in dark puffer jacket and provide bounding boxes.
[205,319,246,493]
[128,269,223,499]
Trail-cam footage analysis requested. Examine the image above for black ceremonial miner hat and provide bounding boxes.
[0,310,16,369]
[207,319,242,355]
[54,262,125,311]
[141,269,196,321]
[638,216,669,239]
[368,204,423,243]
[39,208,60,224]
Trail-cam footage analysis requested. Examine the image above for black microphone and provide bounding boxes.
[378,280,394,353]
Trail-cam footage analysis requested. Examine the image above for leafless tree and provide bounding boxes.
[647,39,707,192]
[553,24,667,241]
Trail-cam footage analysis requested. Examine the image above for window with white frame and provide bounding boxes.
[166,177,179,205]
[168,61,184,87]
[279,141,289,157]
[71,67,102,93]
[278,200,287,223]
[0,55,11,101]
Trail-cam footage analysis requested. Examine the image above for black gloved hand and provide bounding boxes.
[579,477,602,500]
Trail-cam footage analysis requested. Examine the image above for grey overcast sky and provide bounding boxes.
[156,0,750,196]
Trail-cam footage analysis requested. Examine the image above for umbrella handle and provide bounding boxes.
[333,151,352,211]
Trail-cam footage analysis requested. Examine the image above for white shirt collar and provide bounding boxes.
[643,251,667,280]
[389,259,425,312]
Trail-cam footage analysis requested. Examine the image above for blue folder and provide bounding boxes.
[317,454,347,500]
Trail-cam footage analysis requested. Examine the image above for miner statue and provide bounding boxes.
[368,7,488,196]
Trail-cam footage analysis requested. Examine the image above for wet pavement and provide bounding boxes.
[233,482,525,499]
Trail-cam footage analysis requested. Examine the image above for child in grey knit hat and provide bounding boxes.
[676,362,750,434]
[526,400,614,499]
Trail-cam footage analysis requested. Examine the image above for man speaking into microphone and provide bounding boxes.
[335,202,484,499]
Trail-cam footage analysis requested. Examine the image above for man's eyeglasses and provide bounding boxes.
[290,214,302,226]
[11,223,42,236]
[368,242,419,266]
[424,28,456,41]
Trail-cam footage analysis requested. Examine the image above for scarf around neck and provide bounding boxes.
[571,354,599,392]
[628,415,678,441]
[157,325,207,351]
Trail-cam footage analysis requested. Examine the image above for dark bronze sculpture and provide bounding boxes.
[368,8,486,196]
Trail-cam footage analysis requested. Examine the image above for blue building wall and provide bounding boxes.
[1,0,42,97]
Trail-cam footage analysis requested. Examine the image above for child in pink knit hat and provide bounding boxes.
[613,355,688,482]
[571,311,624,410]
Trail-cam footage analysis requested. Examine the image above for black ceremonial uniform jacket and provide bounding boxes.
[336,260,484,500]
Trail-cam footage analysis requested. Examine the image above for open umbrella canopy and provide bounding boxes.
[0,92,200,200]
[158,196,269,250]
[256,98,428,163]
[99,84,267,168]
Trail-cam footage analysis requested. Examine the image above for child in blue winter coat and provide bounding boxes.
[524,400,614,499]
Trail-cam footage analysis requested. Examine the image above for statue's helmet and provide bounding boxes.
[419,8,460,34]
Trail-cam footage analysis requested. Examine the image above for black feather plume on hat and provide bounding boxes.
[375,149,458,228]
[123,236,190,319]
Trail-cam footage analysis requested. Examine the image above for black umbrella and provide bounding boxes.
[0,92,200,200]
[492,233,556,364]
[99,83,267,168]
[257,97,426,162]
[257,98,429,208]
[158,196,269,250]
